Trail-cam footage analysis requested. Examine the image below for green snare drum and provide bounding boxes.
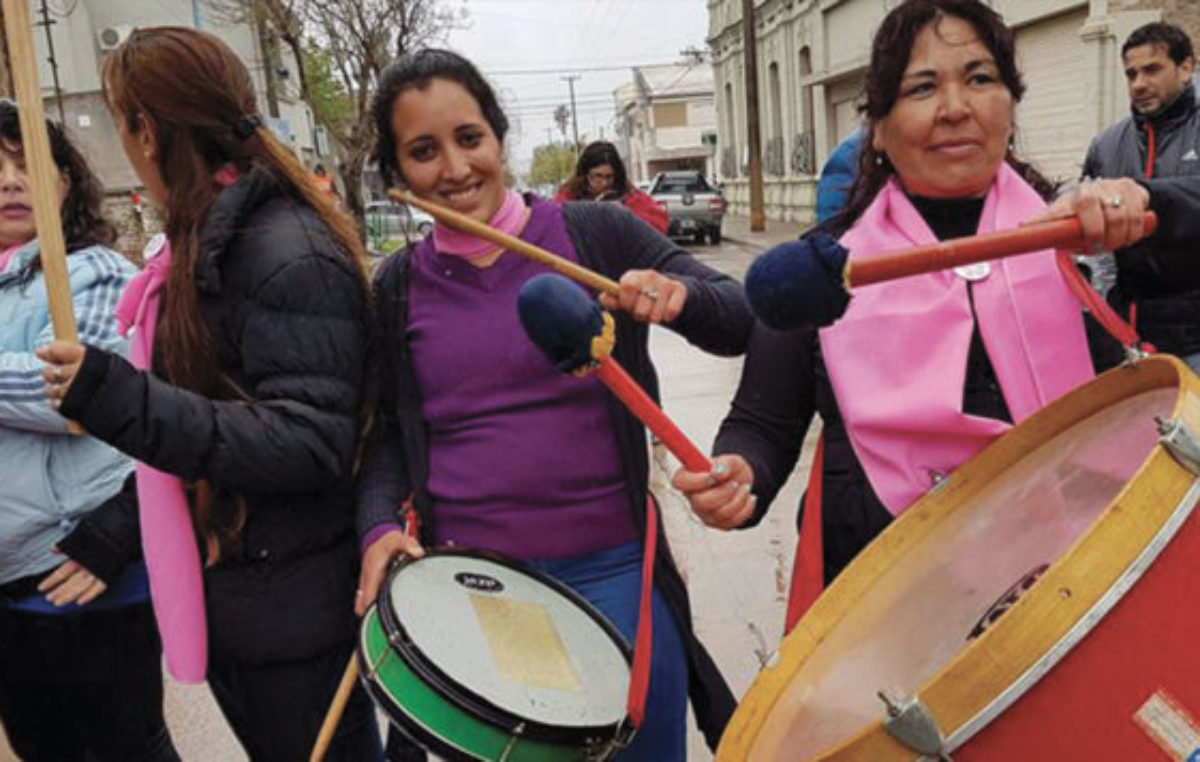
[358,550,633,761]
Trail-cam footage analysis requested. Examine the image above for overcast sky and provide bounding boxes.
[445,0,711,178]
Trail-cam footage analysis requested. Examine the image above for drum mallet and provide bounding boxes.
[746,212,1158,330]
[517,273,711,475]
[389,188,623,299]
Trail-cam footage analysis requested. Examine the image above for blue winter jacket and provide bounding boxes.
[0,240,135,585]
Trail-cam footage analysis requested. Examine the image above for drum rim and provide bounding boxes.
[718,355,1200,761]
[377,547,633,746]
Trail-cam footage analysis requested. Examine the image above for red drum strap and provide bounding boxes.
[626,498,657,728]
[785,434,825,633]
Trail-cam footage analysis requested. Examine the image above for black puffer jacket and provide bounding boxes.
[60,166,369,664]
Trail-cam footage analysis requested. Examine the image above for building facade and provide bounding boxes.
[615,63,719,184]
[29,0,327,193]
[708,0,1198,224]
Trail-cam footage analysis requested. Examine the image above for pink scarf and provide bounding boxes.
[820,163,1094,515]
[432,189,528,259]
[0,243,23,274]
[115,235,208,683]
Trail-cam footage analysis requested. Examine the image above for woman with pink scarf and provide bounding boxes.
[673,0,1154,601]
[37,27,382,762]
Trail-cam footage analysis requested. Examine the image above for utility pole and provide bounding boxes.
[562,74,581,155]
[34,0,63,123]
[741,0,765,231]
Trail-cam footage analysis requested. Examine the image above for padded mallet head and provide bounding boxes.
[517,273,606,373]
[745,228,851,330]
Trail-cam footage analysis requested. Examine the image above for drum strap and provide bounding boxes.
[785,434,825,633]
[626,497,657,729]
[1055,251,1154,353]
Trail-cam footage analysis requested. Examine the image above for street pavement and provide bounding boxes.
[0,237,814,762]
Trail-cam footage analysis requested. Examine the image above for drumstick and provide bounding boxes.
[308,656,360,762]
[388,188,621,298]
[1,0,76,341]
[516,272,710,472]
[747,211,1158,330]
[850,211,1158,287]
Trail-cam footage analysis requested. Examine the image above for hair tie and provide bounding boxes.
[232,114,262,140]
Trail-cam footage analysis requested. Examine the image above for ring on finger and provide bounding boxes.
[640,288,659,300]
[53,364,63,383]
[1107,194,1124,209]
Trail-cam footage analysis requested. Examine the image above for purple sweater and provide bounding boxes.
[404,201,638,559]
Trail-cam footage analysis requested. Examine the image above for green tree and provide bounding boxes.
[528,143,576,190]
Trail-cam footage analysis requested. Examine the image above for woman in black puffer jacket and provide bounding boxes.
[38,27,381,762]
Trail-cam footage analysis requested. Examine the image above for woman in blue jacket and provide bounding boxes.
[0,102,179,759]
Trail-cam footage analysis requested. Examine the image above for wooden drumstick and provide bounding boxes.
[848,211,1159,287]
[308,656,360,762]
[389,188,621,297]
[749,211,1158,331]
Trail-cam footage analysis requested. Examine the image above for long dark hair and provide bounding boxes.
[102,27,368,395]
[841,0,1055,225]
[372,48,509,188]
[0,100,117,277]
[562,141,630,200]
[102,27,370,560]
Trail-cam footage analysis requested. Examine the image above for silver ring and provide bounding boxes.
[640,288,659,300]
[53,364,63,383]
[1107,194,1124,209]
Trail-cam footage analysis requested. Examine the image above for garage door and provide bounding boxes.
[1014,8,1091,184]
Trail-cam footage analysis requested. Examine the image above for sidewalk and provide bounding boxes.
[721,213,804,250]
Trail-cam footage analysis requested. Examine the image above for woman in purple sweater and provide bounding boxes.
[356,49,753,761]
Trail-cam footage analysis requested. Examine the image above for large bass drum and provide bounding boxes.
[718,356,1200,761]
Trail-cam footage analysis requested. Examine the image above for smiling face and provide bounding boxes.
[1123,43,1194,116]
[389,77,507,223]
[872,14,1014,200]
[0,140,67,249]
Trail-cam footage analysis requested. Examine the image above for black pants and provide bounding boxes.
[208,640,383,762]
[0,601,180,762]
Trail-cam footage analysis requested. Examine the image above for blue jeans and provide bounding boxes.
[530,541,688,762]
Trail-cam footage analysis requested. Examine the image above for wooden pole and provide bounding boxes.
[741,0,765,232]
[308,656,359,762]
[1,0,75,341]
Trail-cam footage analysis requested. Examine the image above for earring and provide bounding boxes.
[875,153,885,167]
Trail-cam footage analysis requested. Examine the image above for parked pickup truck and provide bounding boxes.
[649,171,724,245]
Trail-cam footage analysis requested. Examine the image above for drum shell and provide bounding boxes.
[717,356,1200,761]
[358,549,632,762]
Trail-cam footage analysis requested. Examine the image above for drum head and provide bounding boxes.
[381,551,630,732]
[722,357,1199,761]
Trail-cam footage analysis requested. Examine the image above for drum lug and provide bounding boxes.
[1157,416,1200,476]
[878,690,952,761]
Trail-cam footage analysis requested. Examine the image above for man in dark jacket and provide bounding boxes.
[1082,22,1200,366]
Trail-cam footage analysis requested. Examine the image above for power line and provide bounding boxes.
[482,60,680,76]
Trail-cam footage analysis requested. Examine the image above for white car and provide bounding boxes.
[365,200,433,247]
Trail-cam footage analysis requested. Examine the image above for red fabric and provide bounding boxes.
[1055,252,1154,353]
[556,186,669,235]
[627,498,657,728]
[1143,121,1156,179]
[785,435,825,633]
[622,190,669,234]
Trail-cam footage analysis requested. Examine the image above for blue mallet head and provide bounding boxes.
[517,273,605,373]
[744,228,852,330]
